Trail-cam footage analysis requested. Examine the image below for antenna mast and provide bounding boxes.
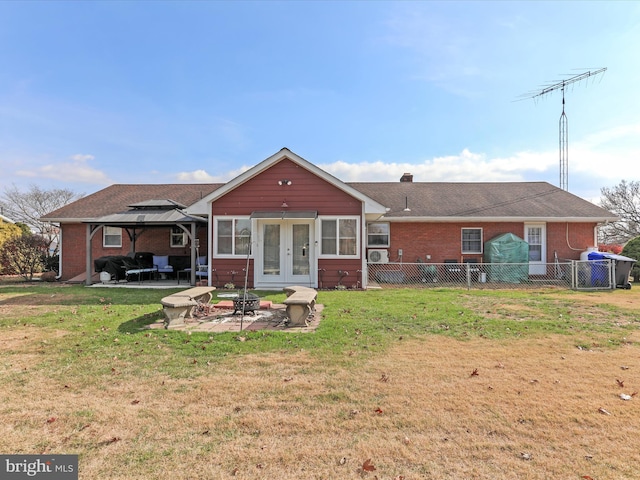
[521,68,606,191]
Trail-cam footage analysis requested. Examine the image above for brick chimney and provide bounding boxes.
[400,173,413,182]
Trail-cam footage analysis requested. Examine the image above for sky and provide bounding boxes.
[1,1,639,203]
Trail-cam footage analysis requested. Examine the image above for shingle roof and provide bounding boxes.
[41,180,616,223]
[347,181,616,221]
[41,184,223,221]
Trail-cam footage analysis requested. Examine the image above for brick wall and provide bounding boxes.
[388,221,597,264]
[59,224,208,281]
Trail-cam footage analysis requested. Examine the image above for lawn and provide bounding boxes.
[1,283,639,479]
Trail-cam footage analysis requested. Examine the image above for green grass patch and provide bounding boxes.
[1,284,638,380]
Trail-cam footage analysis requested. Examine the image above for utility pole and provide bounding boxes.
[520,68,607,191]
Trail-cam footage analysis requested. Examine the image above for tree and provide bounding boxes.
[0,220,22,246]
[0,233,49,281]
[0,220,22,274]
[621,236,640,283]
[0,184,84,267]
[599,180,640,244]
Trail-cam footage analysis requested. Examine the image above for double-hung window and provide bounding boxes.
[367,222,390,247]
[103,226,122,248]
[320,217,359,257]
[461,228,482,254]
[215,217,251,256]
[170,226,186,247]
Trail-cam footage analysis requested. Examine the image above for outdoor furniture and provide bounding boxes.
[123,253,158,283]
[160,286,216,328]
[464,258,481,282]
[416,258,437,282]
[153,255,174,278]
[282,285,317,326]
[444,259,464,282]
[182,256,209,283]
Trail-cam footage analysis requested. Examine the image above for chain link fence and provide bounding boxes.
[367,260,621,290]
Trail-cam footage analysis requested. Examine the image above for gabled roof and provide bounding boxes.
[41,184,223,222]
[349,181,617,222]
[39,153,616,225]
[187,148,387,216]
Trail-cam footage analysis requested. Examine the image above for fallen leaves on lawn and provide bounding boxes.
[361,458,376,472]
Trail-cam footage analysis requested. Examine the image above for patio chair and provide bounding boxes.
[182,256,209,284]
[463,258,481,282]
[444,259,464,282]
[153,255,174,278]
[123,252,158,283]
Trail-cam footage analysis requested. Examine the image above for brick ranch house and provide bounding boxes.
[42,148,617,289]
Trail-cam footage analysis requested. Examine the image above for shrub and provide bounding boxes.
[621,236,640,282]
[40,271,57,282]
[0,234,48,281]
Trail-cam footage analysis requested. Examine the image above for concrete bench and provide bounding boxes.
[282,286,317,326]
[161,286,216,329]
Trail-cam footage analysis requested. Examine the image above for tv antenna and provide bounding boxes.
[519,68,607,191]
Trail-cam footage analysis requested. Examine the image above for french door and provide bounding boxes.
[255,220,315,287]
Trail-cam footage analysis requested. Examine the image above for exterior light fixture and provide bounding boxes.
[278,179,292,186]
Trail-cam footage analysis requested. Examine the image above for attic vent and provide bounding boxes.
[400,173,413,182]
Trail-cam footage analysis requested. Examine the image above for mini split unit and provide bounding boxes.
[367,249,389,263]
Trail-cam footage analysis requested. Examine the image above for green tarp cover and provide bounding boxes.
[484,233,529,283]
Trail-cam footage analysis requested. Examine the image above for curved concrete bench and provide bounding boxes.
[282,286,317,326]
[161,286,215,329]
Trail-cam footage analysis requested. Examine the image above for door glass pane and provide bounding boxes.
[527,227,542,261]
[529,245,542,262]
[263,224,280,275]
[292,224,310,275]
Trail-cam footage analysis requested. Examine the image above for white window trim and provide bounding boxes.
[318,215,360,259]
[103,226,122,248]
[170,226,186,248]
[367,222,390,248]
[213,216,252,258]
[461,227,483,255]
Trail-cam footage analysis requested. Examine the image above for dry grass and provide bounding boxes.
[2,336,640,478]
[1,285,640,478]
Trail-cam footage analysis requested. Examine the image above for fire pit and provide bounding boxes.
[232,292,261,316]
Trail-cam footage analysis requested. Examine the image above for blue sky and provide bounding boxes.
[1,1,638,202]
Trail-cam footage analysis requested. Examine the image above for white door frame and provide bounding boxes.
[525,222,546,275]
[253,219,317,288]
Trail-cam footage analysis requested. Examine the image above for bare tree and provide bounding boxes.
[598,180,640,244]
[0,184,84,260]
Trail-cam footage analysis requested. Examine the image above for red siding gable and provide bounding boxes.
[211,158,362,216]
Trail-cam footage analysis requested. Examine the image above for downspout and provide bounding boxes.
[361,202,368,289]
[207,214,213,287]
[85,224,92,286]
[55,224,63,280]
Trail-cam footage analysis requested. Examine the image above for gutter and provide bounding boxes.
[380,216,619,223]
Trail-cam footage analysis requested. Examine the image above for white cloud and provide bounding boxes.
[175,165,251,183]
[319,148,556,183]
[16,153,111,185]
[69,153,95,162]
